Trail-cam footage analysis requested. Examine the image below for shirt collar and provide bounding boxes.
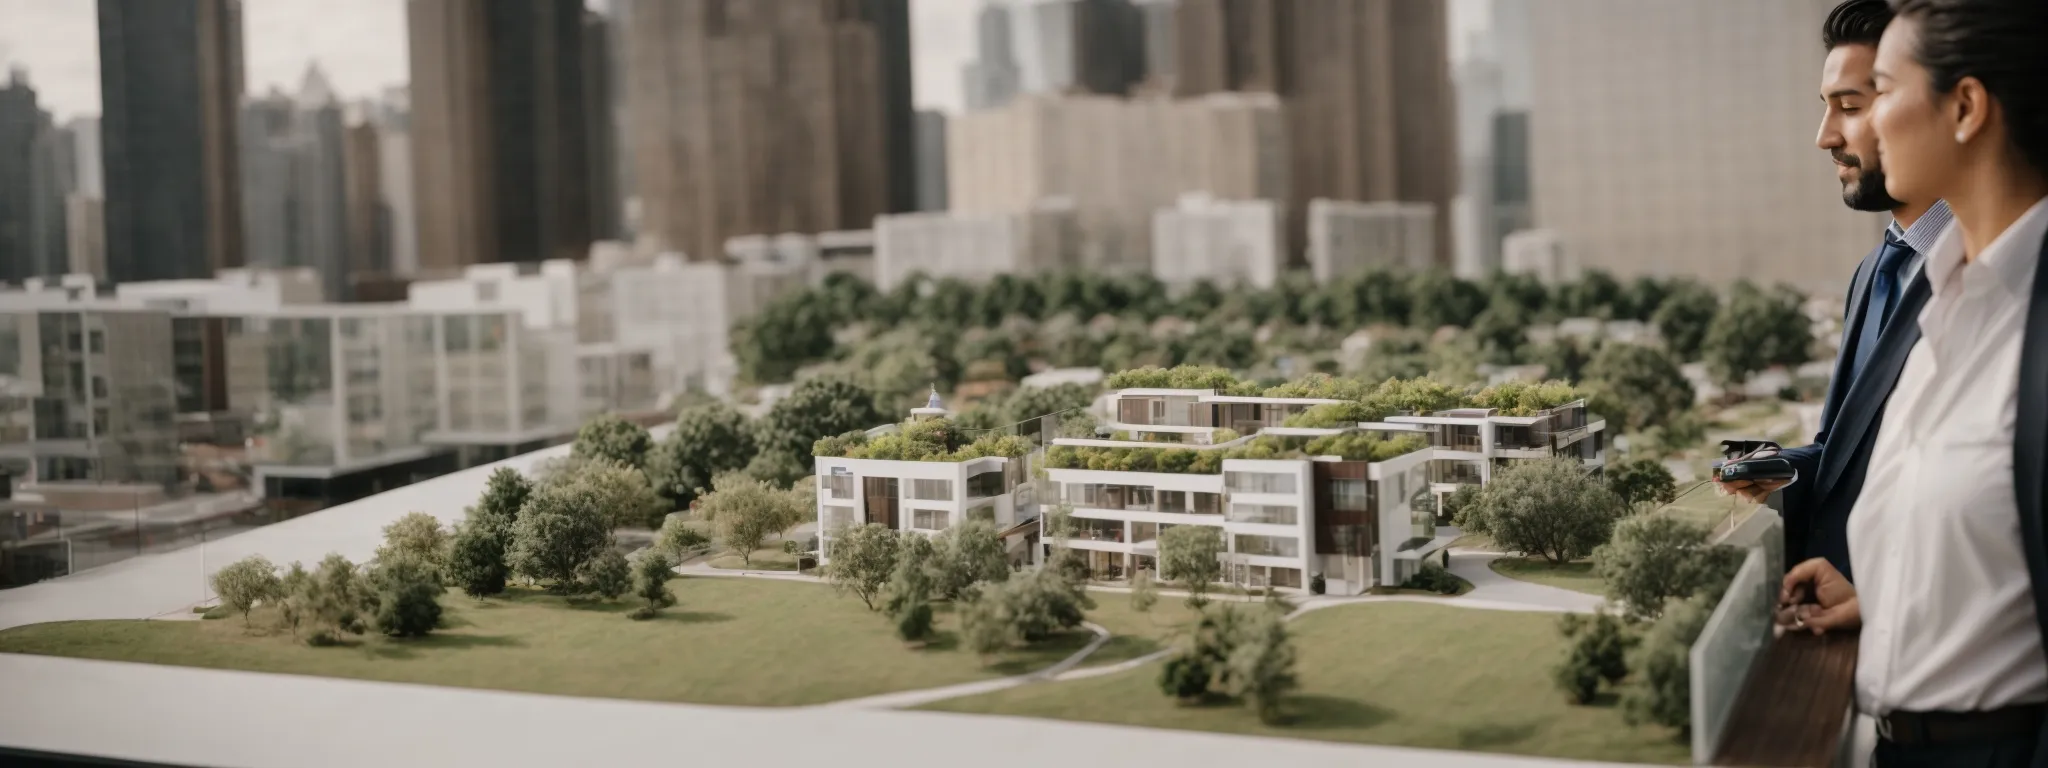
[1893,199,1954,256]
[1921,196,2048,298]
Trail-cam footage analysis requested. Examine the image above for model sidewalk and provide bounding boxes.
[0,654,1656,768]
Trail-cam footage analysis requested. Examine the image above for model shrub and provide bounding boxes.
[446,521,509,599]
[290,554,376,646]
[1456,457,1626,564]
[1157,603,1297,723]
[930,519,1011,599]
[1553,612,1634,704]
[631,551,676,620]
[696,473,809,566]
[572,414,653,471]
[370,555,444,638]
[1308,572,1326,595]
[1400,563,1462,595]
[1623,594,1713,732]
[895,599,935,644]
[1130,568,1159,613]
[376,512,449,572]
[885,535,937,617]
[826,523,900,611]
[508,482,614,590]
[578,549,633,601]
[1158,525,1224,608]
[1594,514,1745,622]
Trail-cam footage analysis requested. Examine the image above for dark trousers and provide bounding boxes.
[1875,735,2038,768]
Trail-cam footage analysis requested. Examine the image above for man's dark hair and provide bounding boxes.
[1892,0,2048,174]
[1823,0,1893,49]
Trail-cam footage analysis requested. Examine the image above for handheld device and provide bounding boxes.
[1713,438,1798,483]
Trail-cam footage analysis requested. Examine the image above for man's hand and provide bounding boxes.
[1777,557,1859,635]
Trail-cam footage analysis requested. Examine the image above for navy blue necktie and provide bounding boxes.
[1852,232,1915,381]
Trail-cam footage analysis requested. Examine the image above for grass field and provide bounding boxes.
[919,602,1689,765]
[1075,590,1200,668]
[706,547,802,571]
[1486,557,1605,596]
[0,577,1097,707]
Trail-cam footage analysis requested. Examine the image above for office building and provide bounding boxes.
[583,9,623,241]
[370,89,417,277]
[1306,199,1436,281]
[237,68,348,301]
[948,91,1287,272]
[342,119,388,281]
[408,0,592,273]
[1173,0,1457,265]
[0,302,180,486]
[874,202,1080,290]
[1137,0,1178,93]
[1014,0,1147,97]
[1526,0,1883,291]
[914,110,948,212]
[962,0,1022,111]
[1,71,74,285]
[65,197,105,281]
[623,0,913,262]
[1502,229,1574,286]
[96,0,245,284]
[1151,194,1282,288]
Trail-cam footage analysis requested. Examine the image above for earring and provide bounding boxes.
[1956,132,1968,143]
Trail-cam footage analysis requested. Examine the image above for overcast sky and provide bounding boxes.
[0,0,1484,123]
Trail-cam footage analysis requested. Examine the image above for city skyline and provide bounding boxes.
[0,0,1494,122]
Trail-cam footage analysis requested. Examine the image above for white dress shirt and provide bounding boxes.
[1849,195,2048,715]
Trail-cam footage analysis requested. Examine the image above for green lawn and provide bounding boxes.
[1653,481,1758,539]
[920,602,1689,765]
[0,577,1094,707]
[707,547,801,571]
[1077,590,1200,667]
[1487,557,1605,596]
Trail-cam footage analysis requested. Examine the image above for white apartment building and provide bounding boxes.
[0,302,180,487]
[874,201,1080,290]
[1307,199,1437,280]
[1151,195,1283,289]
[1502,228,1576,285]
[114,267,325,314]
[949,92,1289,273]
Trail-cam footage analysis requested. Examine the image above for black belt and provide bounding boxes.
[1877,704,2047,747]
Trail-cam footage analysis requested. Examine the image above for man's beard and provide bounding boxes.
[1836,151,1903,212]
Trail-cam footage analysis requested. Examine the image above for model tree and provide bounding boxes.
[290,554,378,646]
[751,375,886,487]
[210,555,282,628]
[572,414,654,471]
[826,523,900,611]
[508,482,614,590]
[375,512,449,571]
[576,549,633,601]
[1701,281,1813,388]
[370,555,444,638]
[629,551,677,620]
[1158,525,1225,608]
[1455,458,1626,565]
[1605,457,1680,514]
[645,402,757,508]
[445,521,508,600]
[1594,515,1745,622]
[575,460,670,529]
[695,473,809,567]
[929,519,1010,600]
[1129,568,1158,613]
[1553,612,1635,704]
[1623,595,1713,732]
[1650,279,1720,362]
[1584,342,1696,435]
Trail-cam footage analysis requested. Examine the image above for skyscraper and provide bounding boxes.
[582,8,623,241]
[371,88,418,276]
[914,110,948,213]
[0,70,46,284]
[1173,0,1457,266]
[97,0,245,284]
[623,0,913,262]
[1525,0,1882,290]
[962,0,1022,111]
[343,119,389,281]
[408,0,592,273]
[237,68,348,300]
[1015,0,1148,98]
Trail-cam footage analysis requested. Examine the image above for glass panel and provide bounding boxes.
[1228,504,1298,525]
[1191,492,1222,515]
[1226,471,1296,494]
[910,479,953,501]
[912,508,950,530]
[1233,533,1300,558]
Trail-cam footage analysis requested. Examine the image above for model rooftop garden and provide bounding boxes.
[1044,430,1430,474]
[812,417,1035,462]
[1110,366,1584,421]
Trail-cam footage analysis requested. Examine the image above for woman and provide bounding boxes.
[1777,0,2048,766]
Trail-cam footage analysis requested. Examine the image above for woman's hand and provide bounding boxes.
[1777,557,1860,635]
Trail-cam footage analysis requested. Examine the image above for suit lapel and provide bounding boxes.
[2016,230,2048,668]
[1814,274,1930,500]
[1818,252,1879,433]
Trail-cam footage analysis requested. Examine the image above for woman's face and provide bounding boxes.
[1871,15,1960,207]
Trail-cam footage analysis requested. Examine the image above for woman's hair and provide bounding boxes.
[1891,0,2048,172]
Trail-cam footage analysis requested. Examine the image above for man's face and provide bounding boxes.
[1816,43,1902,212]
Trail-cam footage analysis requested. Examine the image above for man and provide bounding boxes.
[1717,0,1952,583]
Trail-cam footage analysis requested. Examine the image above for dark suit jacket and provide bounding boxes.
[2015,231,2048,766]
[1778,241,1931,583]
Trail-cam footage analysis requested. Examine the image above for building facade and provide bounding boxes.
[1502,228,1574,286]
[623,0,913,262]
[913,110,949,213]
[408,0,592,273]
[1525,0,1883,292]
[948,91,1287,273]
[1151,195,1282,288]
[1173,0,1456,266]
[1306,199,1436,280]
[873,203,1080,290]
[97,0,245,284]
[962,0,1023,112]
[0,304,180,487]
